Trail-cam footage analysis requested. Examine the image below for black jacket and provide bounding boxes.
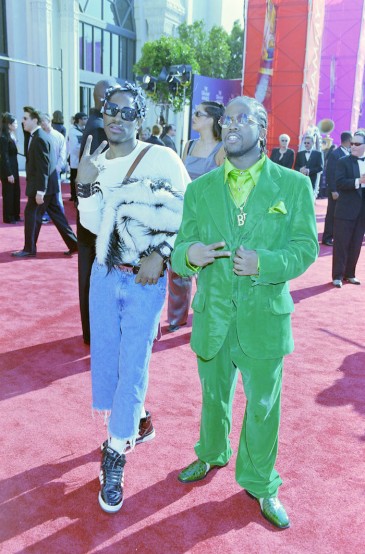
[294,150,323,188]
[146,135,165,146]
[326,146,349,192]
[25,128,58,197]
[0,135,19,180]
[79,109,107,157]
[335,155,364,220]
[270,148,295,169]
[78,109,108,244]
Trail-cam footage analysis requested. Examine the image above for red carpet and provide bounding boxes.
[1,180,364,553]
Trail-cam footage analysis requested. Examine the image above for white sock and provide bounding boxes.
[140,406,146,419]
[109,437,128,454]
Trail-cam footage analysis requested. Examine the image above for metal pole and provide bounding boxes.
[0,54,62,72]
[60,49,64,114]
[180,85,187,158]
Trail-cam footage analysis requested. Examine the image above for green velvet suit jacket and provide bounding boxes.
[171,158,319,361]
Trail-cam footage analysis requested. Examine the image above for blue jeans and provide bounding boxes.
[89,262,167,440]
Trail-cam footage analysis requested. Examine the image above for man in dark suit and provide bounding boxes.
[146,124,165,146]
[294,135,323,195]
[332,130,365,287]
[12,106,77,258]
[322,131,352,246]
[161,124,177,152]
[78,78,116,344]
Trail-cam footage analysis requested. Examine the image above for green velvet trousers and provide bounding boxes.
[194,316,284,498]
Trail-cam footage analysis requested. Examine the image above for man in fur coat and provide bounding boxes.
[77,82,190,514]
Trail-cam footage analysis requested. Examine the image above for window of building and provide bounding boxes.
[80,84,93,115]
[79,0,135,80]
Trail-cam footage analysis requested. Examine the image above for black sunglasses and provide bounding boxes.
[350,142,364,147]
[103,101,138,121]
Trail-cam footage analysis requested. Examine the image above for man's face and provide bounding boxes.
[169,126,176,136]
[40,119,51,133]
[303,137,313,151]
[343,137,352,149]
[22,112,38,133]
[221,98,263,159]
[77,116,88,130]
[103,91,139,146]
[350,135,365,158]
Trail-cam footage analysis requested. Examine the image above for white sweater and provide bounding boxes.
[78,141,190,267]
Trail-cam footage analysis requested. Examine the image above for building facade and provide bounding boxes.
[0,0,243,160]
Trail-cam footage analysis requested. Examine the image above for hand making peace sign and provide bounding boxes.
[76,135,108,184]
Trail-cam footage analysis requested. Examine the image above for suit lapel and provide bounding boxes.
[201,160,283,242]
[351,155,360,178]
[201,166,232,242]
[239,158,281,241]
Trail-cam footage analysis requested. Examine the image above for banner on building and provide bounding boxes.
[316,0,365,145]
[189,75,242,139]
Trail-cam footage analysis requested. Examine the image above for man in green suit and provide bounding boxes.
[171,96,318,529]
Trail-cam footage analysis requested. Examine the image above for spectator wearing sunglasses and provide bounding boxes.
[294,135,324,196]
[167,102,225,333]
[332,130,365,287]
[171,95,318,530]
[270,134,295,168]
[76,82,190,514]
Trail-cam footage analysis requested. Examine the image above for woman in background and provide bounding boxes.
[270,133,295,168]
[52,110,66,137]
[167,101,225,332]
[0,113,21,224]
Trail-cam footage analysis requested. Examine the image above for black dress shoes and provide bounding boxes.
[11,250,36,258]
[64,246,78,256]
[322,239,333,246]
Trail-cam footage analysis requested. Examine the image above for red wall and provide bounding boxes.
[243,0,325,154]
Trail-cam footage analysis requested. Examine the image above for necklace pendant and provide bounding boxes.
[237,209,246,226]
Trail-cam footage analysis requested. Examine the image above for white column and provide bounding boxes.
[58,0,80,127]
[26,0,54,109]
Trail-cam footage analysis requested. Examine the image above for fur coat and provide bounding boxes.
[96,177,184,270]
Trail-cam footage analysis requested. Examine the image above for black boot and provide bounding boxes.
[99,446,126,513]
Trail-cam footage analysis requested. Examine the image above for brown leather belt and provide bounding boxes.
[117,263,166,277]
[117,264,140,274]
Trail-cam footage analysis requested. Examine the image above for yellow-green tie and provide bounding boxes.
[228,169,254,207]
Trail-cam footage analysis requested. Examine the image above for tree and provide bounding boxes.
[134,20,244,111]
[226,20,244,79]
[134,36,198,112]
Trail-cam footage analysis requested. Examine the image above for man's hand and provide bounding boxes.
[331,191,339,200]
[76,135,108,185]
[187,241,231,267]
[360,174,365,184]
[8,175,14,184]
[233,246,258,276]
[35,193,44,205]
[135,251,164,285]
[300,166,309,176]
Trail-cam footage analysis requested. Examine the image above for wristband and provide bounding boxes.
[76,182,101,198]
[154,241,172,262]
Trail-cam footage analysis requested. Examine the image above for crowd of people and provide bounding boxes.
[1,81,364,529]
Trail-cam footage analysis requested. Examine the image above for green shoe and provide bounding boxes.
[246,491,290,529]
[178,459,223,483]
